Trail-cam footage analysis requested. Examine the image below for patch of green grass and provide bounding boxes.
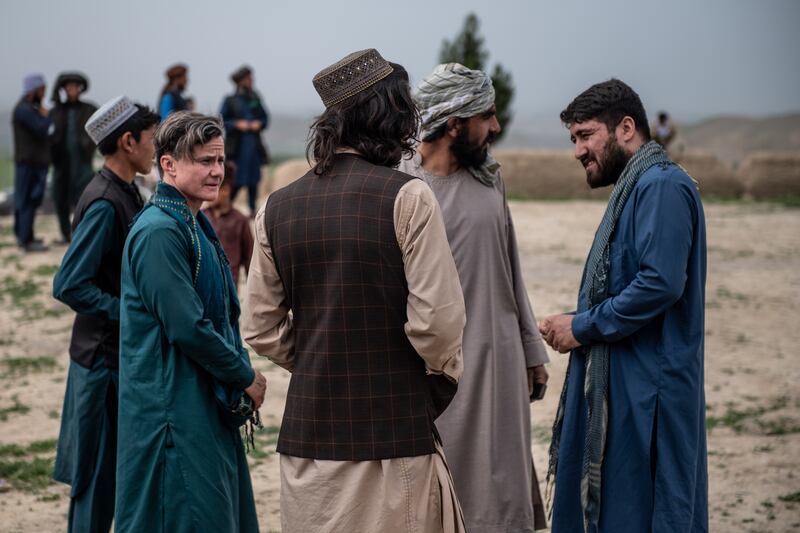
[27,439,57,454]
[1,254,20,268]
[0,355,58,378]
[779,491,800,503]
[0,456,54,492]
[0,439,57,458]
[706,396,794,434]
[0,443,27,457]
[716,286,748,302]
[248,425,281,460]
[0,394,30,421]
[37,492,61,502]
[756,417,800,436]
[0,155,13,191]
[31,264,60,277]
[19,301,69,322]
[532,424,552,445]
[0,276,39,305]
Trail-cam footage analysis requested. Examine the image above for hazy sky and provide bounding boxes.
[1,0,798,124]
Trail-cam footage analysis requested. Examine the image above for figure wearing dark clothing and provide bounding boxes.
[53,169,145,533]
[220,66,269,213]
[50,72,98,242]
[159,89,188,119]
[12,75,51,250]
[158,63,189,120]
[52,96,158,533]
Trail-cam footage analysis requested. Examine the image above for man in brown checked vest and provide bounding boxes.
[242,49,467,532]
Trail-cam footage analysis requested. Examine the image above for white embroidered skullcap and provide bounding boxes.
[85,95,138,145]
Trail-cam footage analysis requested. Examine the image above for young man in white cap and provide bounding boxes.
[398,63,550,532]
[52,96,159,533]
[12,73,51,252]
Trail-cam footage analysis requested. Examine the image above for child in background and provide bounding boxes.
[203,162,254,287]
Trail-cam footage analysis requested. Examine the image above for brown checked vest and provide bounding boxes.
[265,154,439,461]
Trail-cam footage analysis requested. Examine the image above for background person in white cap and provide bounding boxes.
[51,95,159,533]
[12,73,51,252]
[398,62,551,532]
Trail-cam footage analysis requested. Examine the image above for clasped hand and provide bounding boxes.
[244,370,267,409]
[539,314,581,353]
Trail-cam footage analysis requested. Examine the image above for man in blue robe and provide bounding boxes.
[540,79,708,533]
[220,65,269,215]
[53,95,159,533]
[117,111,265,533]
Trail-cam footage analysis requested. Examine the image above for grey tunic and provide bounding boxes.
[399,154,549,533]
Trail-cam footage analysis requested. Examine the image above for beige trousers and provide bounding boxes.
[280,442,466,533]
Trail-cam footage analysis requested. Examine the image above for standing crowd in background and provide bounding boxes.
[10,62,271,253]
[6,48,707,533]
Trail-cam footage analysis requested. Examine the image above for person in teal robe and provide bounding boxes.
[117,111,264,533]
[52,97,159,533]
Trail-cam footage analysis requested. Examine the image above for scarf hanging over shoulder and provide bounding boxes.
[414,63,500,186]
[546,141,671,530]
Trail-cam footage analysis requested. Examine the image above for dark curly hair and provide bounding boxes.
[307,63,419,175]
[560,79,651,141]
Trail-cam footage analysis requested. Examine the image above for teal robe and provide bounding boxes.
[116,183,259,533]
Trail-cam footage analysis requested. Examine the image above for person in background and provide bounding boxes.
[652,111,676,149]
[53,95,159,533]
[158,63,189,119]
[49,71,98,243]
[12,73,51,252]
[202,162,254,287]
[220,65,269,215]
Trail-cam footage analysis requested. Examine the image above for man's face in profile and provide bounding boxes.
[569,119,630,188]
[451,105,501,169]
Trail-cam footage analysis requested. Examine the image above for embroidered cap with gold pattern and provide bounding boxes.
[313,49,394,108]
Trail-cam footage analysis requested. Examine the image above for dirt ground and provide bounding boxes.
[0,200,798,532]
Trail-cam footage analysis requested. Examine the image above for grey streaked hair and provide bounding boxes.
[154,111,224,177]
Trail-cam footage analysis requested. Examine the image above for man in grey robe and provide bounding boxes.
[398,63,550,532]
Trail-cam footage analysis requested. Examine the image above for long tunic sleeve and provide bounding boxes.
[243,180,466,383]
[394,179,465,382]
[572,176,696,344]
[15,103,51,139]
[127,220,254,389]
[53,200,120,320]
[241,207,296,371]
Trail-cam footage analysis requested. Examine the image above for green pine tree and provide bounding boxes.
[439,13,514,141]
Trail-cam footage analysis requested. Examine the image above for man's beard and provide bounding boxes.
[451,125,498,170]
[582,135,630,188]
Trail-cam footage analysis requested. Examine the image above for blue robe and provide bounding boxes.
[116,183,259,533]
[552,163,708,532]
[220,91,269,188]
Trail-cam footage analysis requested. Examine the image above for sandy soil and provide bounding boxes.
[0,200,798,532]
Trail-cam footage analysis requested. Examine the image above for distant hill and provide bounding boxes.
[675,113,800,166]
[2,110,799,167]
